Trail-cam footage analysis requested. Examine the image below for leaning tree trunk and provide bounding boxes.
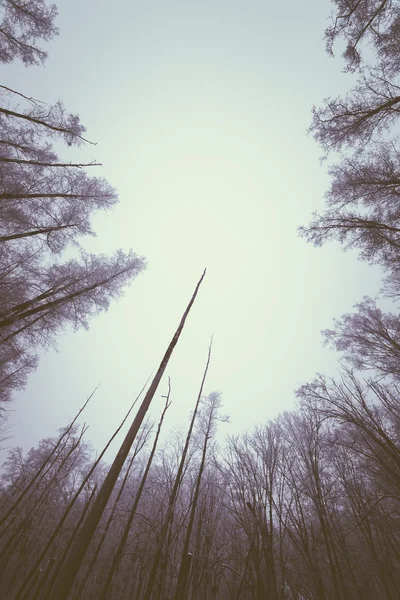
[174,387,214,600]
[99,385,172,600]
[48,269,206,600]
[74,422,151,599]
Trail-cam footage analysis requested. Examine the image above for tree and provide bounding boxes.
[297,371,400,501]
[48,419,152,598]
[98,385,172,600]
[142,338,212,600]
[0,83,146,406]
[299,141,400,270]
[303,2,400,280]
[0,422,92,595]
[0,247,145,405]
[48,270,206,600]
[221,421,289,600]
[325,0,400,74]
[0,337,37,405]
[297,371,400,597]
[0,249,145,334]
[174,391,228,600]
[0,3,146,409]
[310,69,400,154]
[322,296,400,379]
[0,0,59,66]
[0,385,95,532]
[301,0,400,401]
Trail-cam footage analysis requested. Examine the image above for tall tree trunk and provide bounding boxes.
[48,269,206,600]
[98,385,172,600]
[74,422,151,599]
[41,485,98,600]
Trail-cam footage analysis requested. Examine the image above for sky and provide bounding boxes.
[0,0,385,461]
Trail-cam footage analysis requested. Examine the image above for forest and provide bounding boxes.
[2,0,400,599]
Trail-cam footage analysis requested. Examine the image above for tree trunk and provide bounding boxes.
[142,338,212,600]
[47,269,206,600]
[74,424,150,599]
[98,387,172,600]
[174,391,213,600]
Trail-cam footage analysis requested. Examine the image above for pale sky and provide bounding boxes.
[0,0,384,459]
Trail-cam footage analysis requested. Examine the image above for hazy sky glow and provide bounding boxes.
[1,0,384,458]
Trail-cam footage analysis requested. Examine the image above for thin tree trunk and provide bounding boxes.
[0,157,101,168]
[32,558,56,600]
[0,224,78,243]
[0,106,93,144]
[73,423,151,599]
[98,384,172,600]
[48,269,206,600]
[0,192,109,201]
[174,385,213,600]
[143,338,212,600]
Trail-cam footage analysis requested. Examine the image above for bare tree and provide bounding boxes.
[0,386,97,530]
[325,0,400,74]
[142,338,212,600]
[310,70,400,154]
[303,1,400,297]
[322,296,400,378]
[174,391,227,600]
[0,248,145,407]
[299,141,400,271]
[0,0,59,66]
[1,369,400,598]
[0,82,144,409]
